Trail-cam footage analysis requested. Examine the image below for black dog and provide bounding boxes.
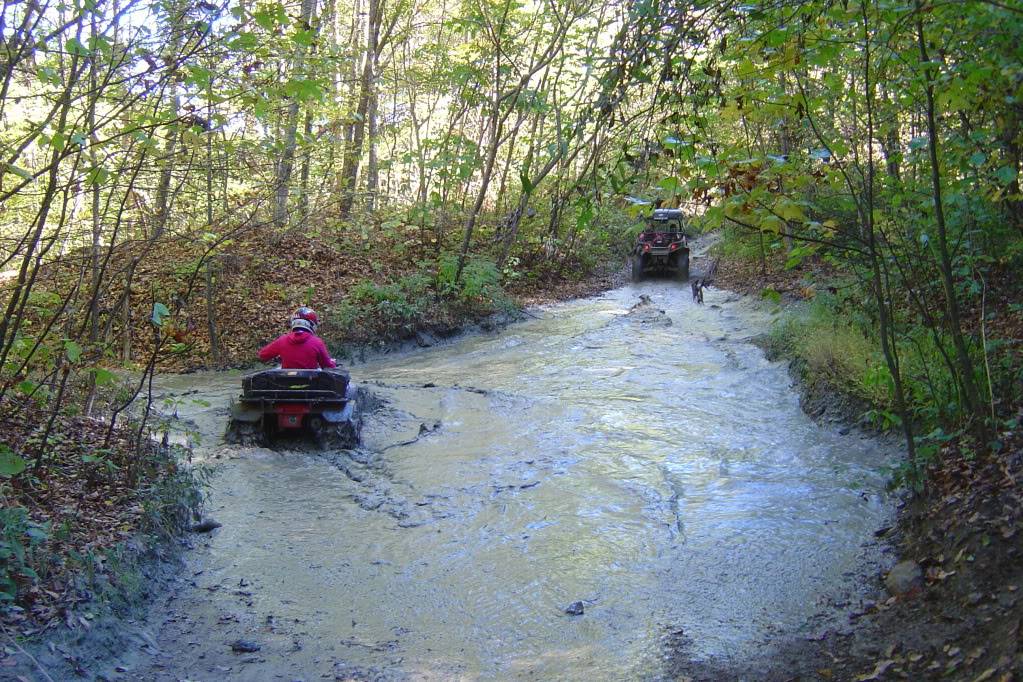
[691,278,705,304]
[691,258,719,305]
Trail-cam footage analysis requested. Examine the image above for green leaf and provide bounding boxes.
[24,526,48,543]
[90,367,117,387]
[519,170,533,194]
[761,288,782,303]
[292,29,315,46]
[776,199,806,222]
[88,34,112,54]
[0,445,27,477]
[6,164,33,181]
[151,302,170,327]
[968,152,986,167]
[576,200,594,231]
[995,165,1018,186]
[229,32,258,50]
[185,65,212,89]
[908,136,928,151]
[760,214,785,234]
[37,66,61,85]
[283,78,323,102]
[253,8,278,29]
[64,339,82,363]
[66,37,90,56]
[86,166,110,187]
[658,176,681,193]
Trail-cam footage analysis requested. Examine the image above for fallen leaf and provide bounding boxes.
[855,659,895,681]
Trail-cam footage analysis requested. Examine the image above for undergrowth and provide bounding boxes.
[1,409,207,627]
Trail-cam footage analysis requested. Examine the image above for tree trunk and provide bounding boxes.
[862,2,917,464]
[273,0,317,229]
[914,2,985,429]
[338,0,381,219]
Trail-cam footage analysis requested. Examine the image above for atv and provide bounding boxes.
[225,368,362,449]
[630,208,690,282]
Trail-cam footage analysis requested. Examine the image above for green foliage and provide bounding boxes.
[0,504,50,602]
[349,272,434,325]
[767,297,893,409]
[436,253,502,305]
[0,444,27,477]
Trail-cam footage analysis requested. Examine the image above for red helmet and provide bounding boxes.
[292,306,319,330]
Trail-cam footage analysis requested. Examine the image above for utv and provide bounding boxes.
[225,368,362,449]
[630,208,690,282]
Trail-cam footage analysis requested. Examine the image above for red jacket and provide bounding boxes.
[258,330,336,369]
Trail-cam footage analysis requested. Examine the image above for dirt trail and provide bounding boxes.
[102,277,900,681]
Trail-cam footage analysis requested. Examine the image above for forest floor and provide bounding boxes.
[675,247,1023,682]
[0,400,204,678]
[61,220,630,373]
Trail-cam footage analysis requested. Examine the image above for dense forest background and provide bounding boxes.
[2,0,1021,499]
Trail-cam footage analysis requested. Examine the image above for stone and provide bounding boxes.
[885,560,923,596]
[565,601,585,616]
[190,518,222,533]
[230,639,261,653]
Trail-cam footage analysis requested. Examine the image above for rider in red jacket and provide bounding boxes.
[258,307,336,370]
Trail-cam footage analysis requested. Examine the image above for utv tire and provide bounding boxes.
[631,255,644,282]
[676,254,690,281]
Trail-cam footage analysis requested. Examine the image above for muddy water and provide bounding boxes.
[134,281,896,681]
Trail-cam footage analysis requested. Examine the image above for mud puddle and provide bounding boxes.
[115,280,899,681]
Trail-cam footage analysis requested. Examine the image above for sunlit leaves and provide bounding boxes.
[89,367,118,387]
[282,77,323,102]
[36,66,61,86]
[291,29,315,47]
[252,3,289,31]
[774,198,806,222]
[65,37,90,57]
[185,64,212,89]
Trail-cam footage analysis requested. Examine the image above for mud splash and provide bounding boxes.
[121,280,898,681]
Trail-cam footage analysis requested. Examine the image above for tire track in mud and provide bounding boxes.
[315,381,558,530]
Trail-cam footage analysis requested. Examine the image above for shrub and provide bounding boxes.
[768,297,892,407]
[436,253,503,306]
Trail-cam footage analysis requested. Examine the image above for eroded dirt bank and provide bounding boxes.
[94,278,900,681]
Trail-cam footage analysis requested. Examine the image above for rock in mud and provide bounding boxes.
[565,601,585,616]
[624,295,672,326]
[229,639,261,653]
[190,518,222,533]
[885,560,923,596]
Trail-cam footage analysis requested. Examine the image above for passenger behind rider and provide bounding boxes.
[258,306,337,370]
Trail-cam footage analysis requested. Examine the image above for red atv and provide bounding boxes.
[630,208,690,282]
[225,368,363,449]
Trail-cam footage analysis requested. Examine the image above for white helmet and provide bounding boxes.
[290,317,314,333]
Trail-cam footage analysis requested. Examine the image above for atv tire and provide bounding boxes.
[315,418,362,451]
[225,419,268,447]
